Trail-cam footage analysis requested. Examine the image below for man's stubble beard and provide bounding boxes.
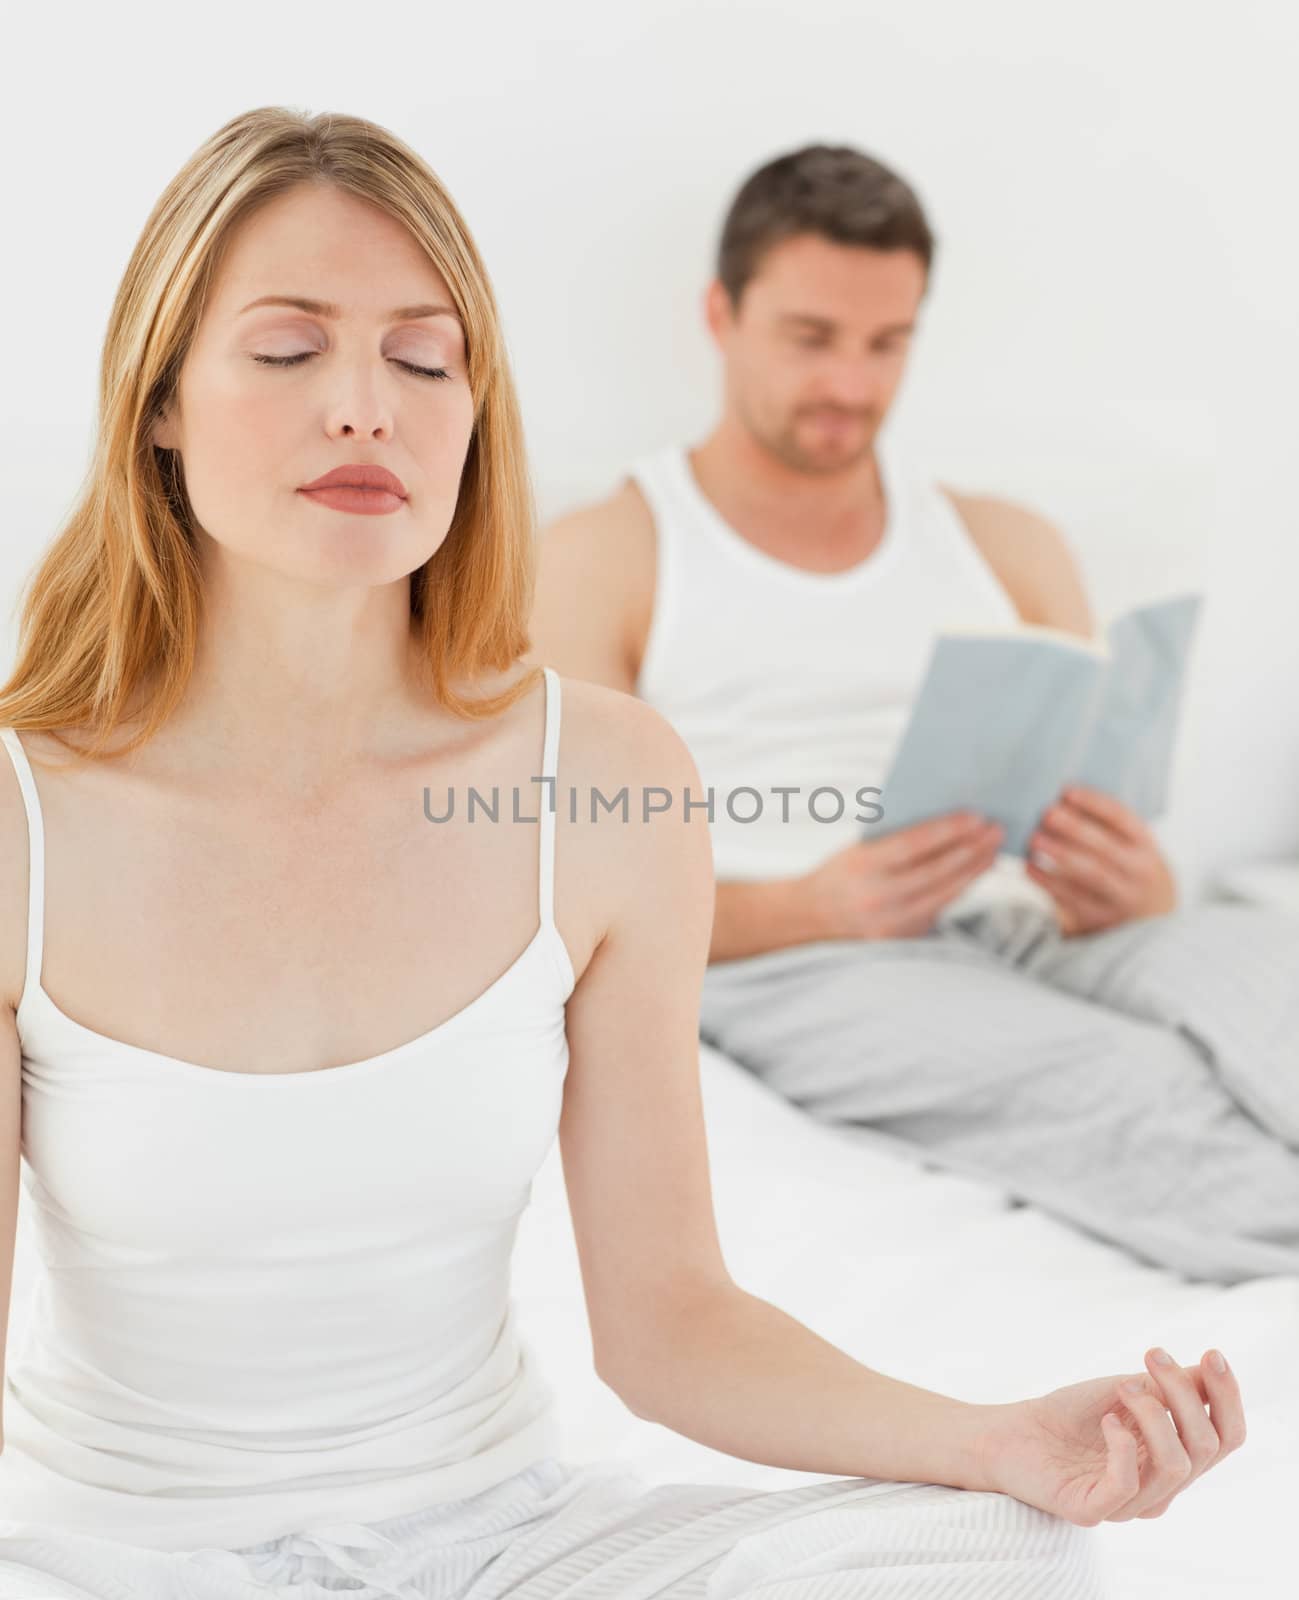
[738,390,879,479]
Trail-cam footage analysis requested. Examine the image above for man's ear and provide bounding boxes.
[702,277,735,349]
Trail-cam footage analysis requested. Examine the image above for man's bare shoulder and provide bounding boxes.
[939,485,1095,635]
[940,486,1076,563]
[540,478,656,566]
[532,480,658,692]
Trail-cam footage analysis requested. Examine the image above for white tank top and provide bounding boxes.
[0,666,576,1552]
[628,438,1055,923]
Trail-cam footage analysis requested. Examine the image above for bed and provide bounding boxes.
[512,1038,1298,1598]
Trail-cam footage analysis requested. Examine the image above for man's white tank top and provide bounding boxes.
[0,666,576,1552]
[628,438,1054,924]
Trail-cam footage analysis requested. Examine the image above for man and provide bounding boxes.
[530,144,1299,1285]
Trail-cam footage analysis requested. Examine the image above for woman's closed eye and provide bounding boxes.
[251,352,451,381]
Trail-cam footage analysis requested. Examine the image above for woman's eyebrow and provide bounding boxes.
[236,294,461,324]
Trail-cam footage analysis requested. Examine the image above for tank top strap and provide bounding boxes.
[0,727,46,1001]
[537,666,561,929]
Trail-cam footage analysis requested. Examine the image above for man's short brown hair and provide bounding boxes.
[716,144,935,307]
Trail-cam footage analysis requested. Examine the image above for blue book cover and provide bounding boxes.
[868,593,1203,857]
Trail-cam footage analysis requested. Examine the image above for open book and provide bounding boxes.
[869,592,1203,857]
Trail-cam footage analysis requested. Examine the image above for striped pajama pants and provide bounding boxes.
[0,1454,1106,1597]
[698,898,1299,1285]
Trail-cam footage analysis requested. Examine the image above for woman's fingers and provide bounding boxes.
[1135,1349,1246,1477]
[1107,1381,1193,1519]
[1127,1352,1221,1519]
[1199,1350,1247,1460]
[1099,1349,1245,1523]
[1096,1411,1141,1516]
[1083,1349,1247,1526]
[1142,1350,1224,1475]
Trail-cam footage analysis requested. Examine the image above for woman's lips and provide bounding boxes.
[298,485,406,515]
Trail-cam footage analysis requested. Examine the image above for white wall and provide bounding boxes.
[3,0,1295,895]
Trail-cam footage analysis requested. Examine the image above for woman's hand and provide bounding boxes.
[1025,786,1178,935]
[975,1347,1246,1526]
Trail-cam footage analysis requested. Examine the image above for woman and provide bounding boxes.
[0,107,1243,1598]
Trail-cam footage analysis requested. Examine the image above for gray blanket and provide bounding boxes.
[698,899,1299,1285]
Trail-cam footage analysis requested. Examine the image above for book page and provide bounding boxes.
[871,633,1107,857]
[1064,593,1203,816]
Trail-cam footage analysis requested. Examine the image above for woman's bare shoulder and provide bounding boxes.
[551,673,703,800]
[549,673,712,924]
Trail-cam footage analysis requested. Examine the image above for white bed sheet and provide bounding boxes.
[512,1042,1299,1599]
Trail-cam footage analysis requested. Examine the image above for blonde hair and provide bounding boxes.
[0,106,543,758]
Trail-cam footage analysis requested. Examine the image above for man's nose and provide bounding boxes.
[819,358,882,409]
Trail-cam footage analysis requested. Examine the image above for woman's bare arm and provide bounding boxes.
[0,758,31,1456]
[555,694,990,1486]
[555,692,1247,1524]
[0,1005,19,1455]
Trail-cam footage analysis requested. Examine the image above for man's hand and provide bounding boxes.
[1026,785,1177,936]
[801,812,1004,941]
[975,1347,1246,1528]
